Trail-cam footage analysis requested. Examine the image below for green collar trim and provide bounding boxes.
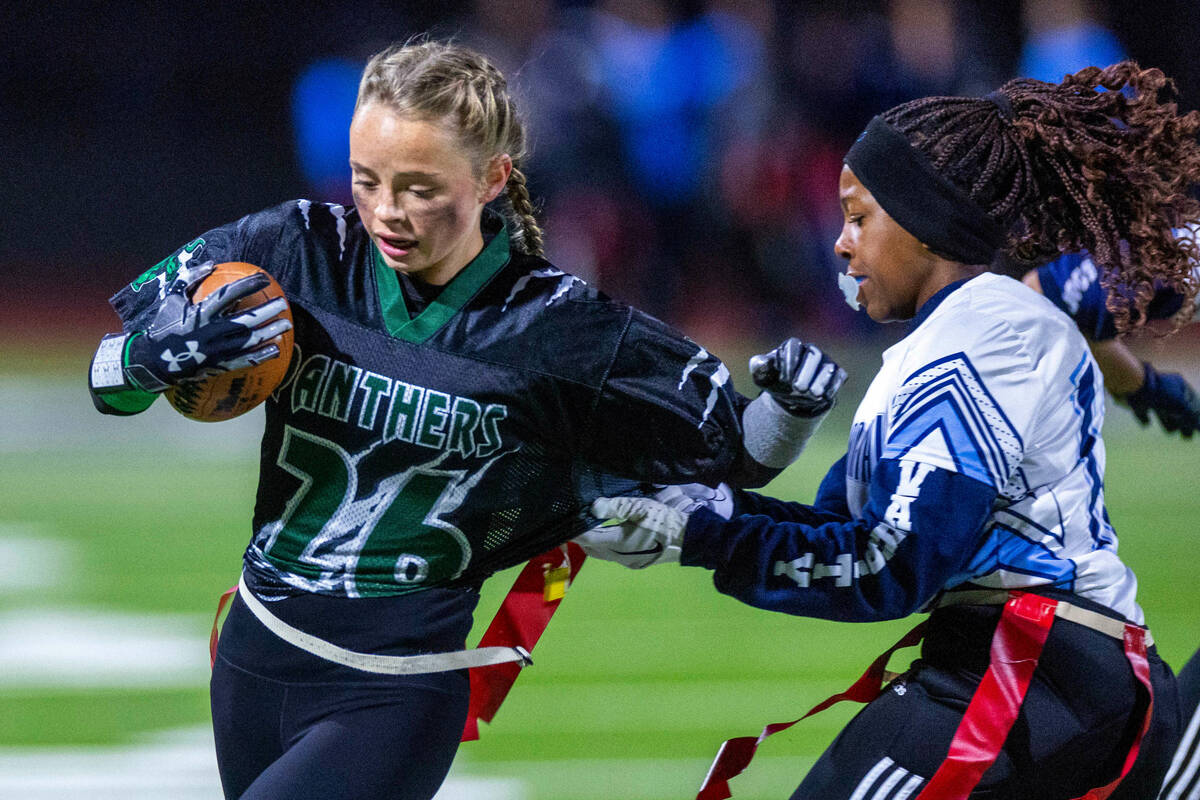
[373,220,511,343]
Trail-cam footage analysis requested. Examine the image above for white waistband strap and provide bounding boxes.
[935,589,1153,647]
[1053,600,1154,646]
[237,575,532,675]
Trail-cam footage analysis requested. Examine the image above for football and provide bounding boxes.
[165,262,294,422]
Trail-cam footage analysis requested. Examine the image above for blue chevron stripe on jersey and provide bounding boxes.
[884,353,1023,489]
[962,523,1077,587]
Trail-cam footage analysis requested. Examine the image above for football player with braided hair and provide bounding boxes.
[584,62,1200,799]
[86,38,845,800]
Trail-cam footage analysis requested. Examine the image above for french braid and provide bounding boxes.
[357,39,544,256]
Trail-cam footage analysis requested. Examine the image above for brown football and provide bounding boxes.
[165,262,294,422]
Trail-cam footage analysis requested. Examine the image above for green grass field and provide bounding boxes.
[1,340,1197,799]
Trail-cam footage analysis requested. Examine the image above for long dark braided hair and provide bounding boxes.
[881,62,1200,334]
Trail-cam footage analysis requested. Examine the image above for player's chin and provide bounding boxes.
[863,298,903,324]
[856,290,880,321]
[379,249,421,273]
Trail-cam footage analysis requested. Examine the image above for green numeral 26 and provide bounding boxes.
[263,426,475,596]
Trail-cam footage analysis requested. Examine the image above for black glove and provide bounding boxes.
[117,263,291,393]
[1122,363,1200,438]
[749,337,846,417]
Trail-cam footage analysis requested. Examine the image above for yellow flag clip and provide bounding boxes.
[543,565,570,602]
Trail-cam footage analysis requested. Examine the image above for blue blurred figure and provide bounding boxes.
[1019,0,1126,83]
[292,58,361,204]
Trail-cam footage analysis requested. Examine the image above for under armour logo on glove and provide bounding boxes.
[160,341,206,372]
[120,265,292,393]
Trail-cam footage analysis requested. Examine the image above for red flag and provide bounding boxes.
[462,543,587,741]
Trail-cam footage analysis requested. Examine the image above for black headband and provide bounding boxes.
[844,116,1006,265]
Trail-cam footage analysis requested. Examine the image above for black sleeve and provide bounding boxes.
[107,202,298,332]
[109,225,240,333]
[579,309,769,488]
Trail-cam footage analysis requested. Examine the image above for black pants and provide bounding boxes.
[210,586,477,800]
[792,600,1181,800]
[1159,644,1200,800]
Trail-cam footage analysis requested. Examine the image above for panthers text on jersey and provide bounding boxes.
[102,201,772,601]
[682,273,1142,623]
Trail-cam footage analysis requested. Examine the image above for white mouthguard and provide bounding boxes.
[838,272,861,311]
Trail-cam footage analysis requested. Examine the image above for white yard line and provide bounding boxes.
[0,607,211,688]
[0,530,206,688]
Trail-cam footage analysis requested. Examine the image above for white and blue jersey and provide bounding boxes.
[682,272,1142,624]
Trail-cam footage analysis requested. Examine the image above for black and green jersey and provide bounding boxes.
[105,200,769,598]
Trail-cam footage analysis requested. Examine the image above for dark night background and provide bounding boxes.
[4,0,1199,347]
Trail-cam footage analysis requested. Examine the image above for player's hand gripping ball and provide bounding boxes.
[163,262,294,421]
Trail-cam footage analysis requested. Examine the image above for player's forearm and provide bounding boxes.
[682,508,935,621]
[740,392,828,472]
[731,489,849,524]
[1089,338,1145,396]
[680,460,996,622]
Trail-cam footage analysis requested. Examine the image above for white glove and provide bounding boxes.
[576,483,733,568]
[652,483,734,519]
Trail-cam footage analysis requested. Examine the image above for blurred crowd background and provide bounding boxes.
[5,0,1200,347]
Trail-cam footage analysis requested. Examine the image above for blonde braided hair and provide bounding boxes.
[356,40,545,257]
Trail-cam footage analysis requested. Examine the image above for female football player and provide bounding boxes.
[85,40,845,800]
[584,62,1200,798]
